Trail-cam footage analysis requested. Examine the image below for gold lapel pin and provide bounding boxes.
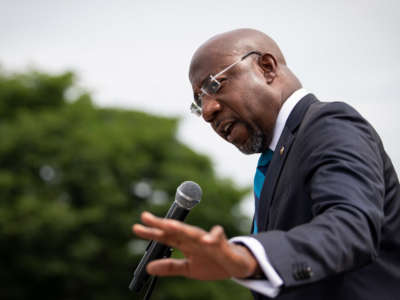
[280,146,285,155]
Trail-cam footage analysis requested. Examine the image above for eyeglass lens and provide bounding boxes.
[196,77,221,107]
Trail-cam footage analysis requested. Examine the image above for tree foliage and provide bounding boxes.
[0,69,251,300]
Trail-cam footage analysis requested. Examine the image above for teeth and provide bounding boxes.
[224,123,232,133]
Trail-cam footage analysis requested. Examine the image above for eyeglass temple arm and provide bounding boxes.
[210,51,262,80]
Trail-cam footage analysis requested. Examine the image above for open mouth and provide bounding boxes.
[221,121,235,141]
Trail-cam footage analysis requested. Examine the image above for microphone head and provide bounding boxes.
[175,181,202,210]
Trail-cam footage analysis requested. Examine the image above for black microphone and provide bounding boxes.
[129,181,202,292]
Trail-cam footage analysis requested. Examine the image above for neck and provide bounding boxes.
[279,68,302,106]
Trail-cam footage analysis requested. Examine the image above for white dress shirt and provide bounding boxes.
[230,88,310,298]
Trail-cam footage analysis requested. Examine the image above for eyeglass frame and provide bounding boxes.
[190,50,262,117]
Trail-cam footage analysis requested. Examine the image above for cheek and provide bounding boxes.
[240,88,268,126]
[238,74,267,111]
[239,80,280,146]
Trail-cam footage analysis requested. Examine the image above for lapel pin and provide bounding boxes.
[280,146,285,155]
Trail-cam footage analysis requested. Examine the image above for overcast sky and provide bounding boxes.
[1,1,399,206]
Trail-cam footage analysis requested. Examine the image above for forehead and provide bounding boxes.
[189,52,239,89]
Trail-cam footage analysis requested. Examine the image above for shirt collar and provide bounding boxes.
[268,88,310,151]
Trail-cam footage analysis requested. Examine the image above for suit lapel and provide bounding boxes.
[257,94,318,231]
[257,128,294,230]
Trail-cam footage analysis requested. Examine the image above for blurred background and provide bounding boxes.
[1,1,399,299]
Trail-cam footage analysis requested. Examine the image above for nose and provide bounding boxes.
[202,96,222,123]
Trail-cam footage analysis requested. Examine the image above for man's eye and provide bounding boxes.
[218,78,227,86]
[209,81,219,92]
[208,78,226,94]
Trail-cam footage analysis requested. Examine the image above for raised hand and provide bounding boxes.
[133,211,260,280]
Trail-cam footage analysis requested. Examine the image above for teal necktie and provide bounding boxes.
[253,149,273,233]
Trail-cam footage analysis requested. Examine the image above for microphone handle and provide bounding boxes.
[129,203,189,292]
[165,201,190,219]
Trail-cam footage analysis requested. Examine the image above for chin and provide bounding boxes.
[237,131,266,154]
[237,145,254,155]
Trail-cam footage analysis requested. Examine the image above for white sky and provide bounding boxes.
[1,1,399,211]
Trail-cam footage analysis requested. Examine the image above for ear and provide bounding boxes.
[258,53,278,84]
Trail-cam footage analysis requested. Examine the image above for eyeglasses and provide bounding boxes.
[190,51,261,117]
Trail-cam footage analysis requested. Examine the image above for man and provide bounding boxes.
[133,29,400,299]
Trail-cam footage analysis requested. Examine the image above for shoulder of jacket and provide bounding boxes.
[305,100,364,123]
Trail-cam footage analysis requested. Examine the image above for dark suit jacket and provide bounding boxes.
[252,94,400,300]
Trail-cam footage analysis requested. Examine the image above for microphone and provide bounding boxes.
[129,181,202,292]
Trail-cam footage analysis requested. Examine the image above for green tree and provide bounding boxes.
[0,69,252,300]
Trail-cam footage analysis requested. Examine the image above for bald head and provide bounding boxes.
[189,29,286,83]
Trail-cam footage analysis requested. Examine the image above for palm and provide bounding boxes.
[182,254,231,280]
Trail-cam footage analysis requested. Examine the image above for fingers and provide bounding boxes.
[133,212,207,250]
[141,212,205,238]
[132,223,164,241]
[146,258,189,277]
[202,225,226,244]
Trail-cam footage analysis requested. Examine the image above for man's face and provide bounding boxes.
[189,52,280,154]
